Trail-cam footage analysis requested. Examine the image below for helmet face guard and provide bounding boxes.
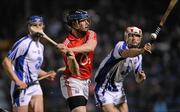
[124,26,142,48]
[27,15,44,38]
[67,10,90,26]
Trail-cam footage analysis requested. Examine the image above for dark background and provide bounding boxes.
[0,0,180,112]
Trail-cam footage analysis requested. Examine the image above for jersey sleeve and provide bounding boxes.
[7,39,28,61]
[113,41,128,59]
[63,38,70,46]
[88,30,97,40]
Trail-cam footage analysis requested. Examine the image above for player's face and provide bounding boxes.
[127,33,142,47]
[28,22,44,40]
[28,22,44,32]
[77,19,90,32]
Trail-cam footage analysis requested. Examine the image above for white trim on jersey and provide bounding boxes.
[8,36,29,61]
[8,36,44,83]
[7,35,44,105]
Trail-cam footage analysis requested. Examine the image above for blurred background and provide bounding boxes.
[0,0,180,112]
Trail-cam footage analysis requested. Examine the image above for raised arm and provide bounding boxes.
[121,43,152,58]
[66,51,80,74]
[69,31,97,53]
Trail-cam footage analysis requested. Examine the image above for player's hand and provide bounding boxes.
[57,44,69,54]
[16,80,28,89]
[136,71,146,83]
[143,43,152,54]
[47,71,56,80]
[57,44,75,57]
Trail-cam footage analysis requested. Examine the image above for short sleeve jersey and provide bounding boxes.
[63,30,97,80]
[7,36,44,83]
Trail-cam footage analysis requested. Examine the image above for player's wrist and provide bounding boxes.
[142,47,152,54]
[14,78,22,84]
[66,51,74,57]
[140,48,145,54]
[136,76,143,83]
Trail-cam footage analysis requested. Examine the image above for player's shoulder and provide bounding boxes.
[88,30,97,35]
[87,30,97,39]
[13,36,30,47]
[114,41,128,51]
[116,41,126,46]
[88,30,95,33]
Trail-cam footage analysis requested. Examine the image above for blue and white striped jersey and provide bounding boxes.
[7,35,44,84]
[95,41,142,86]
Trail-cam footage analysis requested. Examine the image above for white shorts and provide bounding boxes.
[60,76,90,100]
[94,83,127,106]
[10,81,43,107]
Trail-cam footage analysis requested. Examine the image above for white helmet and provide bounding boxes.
[124,26,142,47]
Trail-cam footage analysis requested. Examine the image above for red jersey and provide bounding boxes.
[63,30,97,80]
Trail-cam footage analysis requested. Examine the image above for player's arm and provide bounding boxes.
[2,57,27,89]
[57,45,80,74]
[133,56,145,83]
[135,71,146,83]
[121,43,151,58]
[66,51,80,74]
[69,31,97,53]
